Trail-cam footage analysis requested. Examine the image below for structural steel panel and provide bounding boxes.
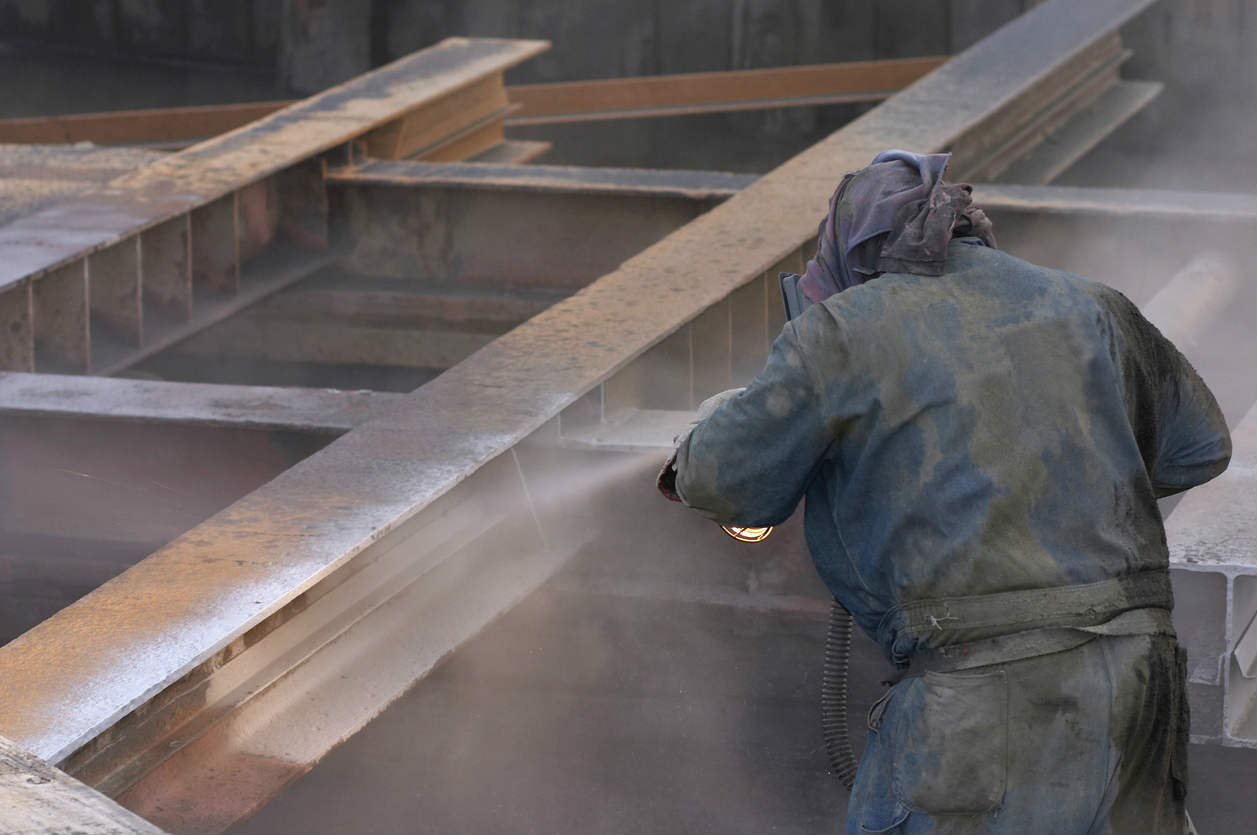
[0,38,546,294]
[0,735,166,835]
[1169,403,1257,746]
[0,0,1162,826]
[505,56,947,124]
[0,373,402,434]
[0,38,548,376]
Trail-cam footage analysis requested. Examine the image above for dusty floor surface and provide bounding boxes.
[232,466,1256,835]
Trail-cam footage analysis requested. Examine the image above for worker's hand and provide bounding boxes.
[657,388,745,502]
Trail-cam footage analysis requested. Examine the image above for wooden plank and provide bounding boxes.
[0,735,166,835]
[505,56,946,124]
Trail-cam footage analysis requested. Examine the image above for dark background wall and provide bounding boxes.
[0,0,1253,178]
[2,0,1251,96]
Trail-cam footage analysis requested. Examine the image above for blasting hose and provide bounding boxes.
[821,600,860,789]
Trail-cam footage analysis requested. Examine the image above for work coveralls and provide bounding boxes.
[671,238,1231,834]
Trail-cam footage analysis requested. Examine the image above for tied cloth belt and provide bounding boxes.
[884,569,1176,677]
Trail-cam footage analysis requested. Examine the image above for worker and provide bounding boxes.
[657,150,1229,834]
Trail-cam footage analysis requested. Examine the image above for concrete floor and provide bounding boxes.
[232,463,1256,835]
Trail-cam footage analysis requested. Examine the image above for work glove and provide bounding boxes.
[657,387,745,502]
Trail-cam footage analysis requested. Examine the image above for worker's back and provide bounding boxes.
[676,237,1230,662]
[668,154,1227,833]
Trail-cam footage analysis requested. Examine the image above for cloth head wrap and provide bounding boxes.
[798,149,996,303]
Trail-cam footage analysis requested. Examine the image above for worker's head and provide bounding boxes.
[798,150,995,304]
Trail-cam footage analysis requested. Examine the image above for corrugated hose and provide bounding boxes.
[821,599,860,789]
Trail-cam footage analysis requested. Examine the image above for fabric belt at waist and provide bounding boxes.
[904,606,1176,676]
[880,569,1174,668]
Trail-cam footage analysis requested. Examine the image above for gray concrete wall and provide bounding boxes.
[2,1,1252,103]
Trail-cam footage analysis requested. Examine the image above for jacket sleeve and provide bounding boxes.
[1103,286,1231,497]
[674,314,838,525]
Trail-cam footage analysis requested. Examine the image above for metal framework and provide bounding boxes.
[0,0,1252,830]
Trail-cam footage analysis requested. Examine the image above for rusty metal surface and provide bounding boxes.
[0,734,166,835]
[0,372,403,433]
[0,38,549,294]
[0,0,1158,780]
[505,56,946,124]
[327,159,757,200]
[0,144,164,227]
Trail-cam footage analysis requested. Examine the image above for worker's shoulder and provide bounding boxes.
[942,239,1129,310]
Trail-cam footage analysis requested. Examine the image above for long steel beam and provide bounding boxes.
[0,58,944,148]
[0,372,401,433]
[504,56,947,124]
[0,0,1162,830]
[0,735,165,835]
[0,38,548,376]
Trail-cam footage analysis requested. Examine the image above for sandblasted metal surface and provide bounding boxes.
[0,144,164,227]
[0,372,404,433]
[0,0,1158,770]
[0,734,166,835]
[0,38,549,293]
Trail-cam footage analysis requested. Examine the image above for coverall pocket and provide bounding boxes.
[890,669,1007,815]
[1170,644,1189,803]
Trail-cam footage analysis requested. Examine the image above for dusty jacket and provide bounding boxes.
[674,238,1230,665]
